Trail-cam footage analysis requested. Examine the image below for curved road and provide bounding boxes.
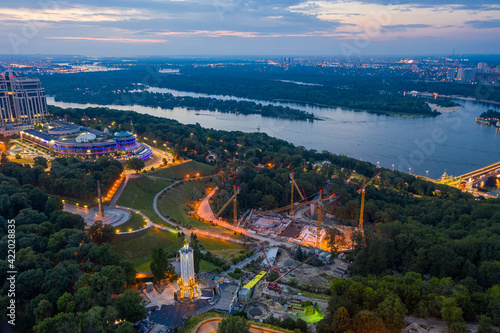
[195,318,289,333]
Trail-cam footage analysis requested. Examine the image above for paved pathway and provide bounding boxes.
[152,182,244,244]
[197,187,291,247]
[195,318,289,333]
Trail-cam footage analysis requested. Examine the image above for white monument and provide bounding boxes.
[177,239,200,301]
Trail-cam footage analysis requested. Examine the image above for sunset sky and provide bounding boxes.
[2,0,500,56]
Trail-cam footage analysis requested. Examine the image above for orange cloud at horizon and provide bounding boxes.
[46,37,167,43]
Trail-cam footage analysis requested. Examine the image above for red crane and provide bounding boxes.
[259,245,279,273]
[268,253,318,292]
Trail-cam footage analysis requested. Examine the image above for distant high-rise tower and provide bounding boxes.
[177,239,200,301]
[0,69,49,126]
[457,67,476,83]
[477,62,488,72]
[447,68,456,81]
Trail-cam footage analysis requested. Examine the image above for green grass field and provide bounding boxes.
[197,235,244,261]
[110,227,183,270]
[116,175,175,227]
[200,259,219,272]
[110,227,244,271]
[156,180,241,240]
[114,211,147,232]
[150,160,215,180]
[300,305,324,324]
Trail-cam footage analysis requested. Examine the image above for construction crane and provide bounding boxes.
[268,253,318,292]
[316,190,322,248]
[357,172,381,235]
[289,172,305,215]
[258,244,279,273]
[265,192,335,214]
[214,186,240,225]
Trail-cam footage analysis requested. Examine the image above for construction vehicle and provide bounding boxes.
[289,172,305,215]
[268,253,318,292]
[357,172,381,235]
[214,186,240,225]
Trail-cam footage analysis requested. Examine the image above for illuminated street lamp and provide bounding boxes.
[426,170,429,177]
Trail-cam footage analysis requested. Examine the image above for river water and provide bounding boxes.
[47,91,500,179]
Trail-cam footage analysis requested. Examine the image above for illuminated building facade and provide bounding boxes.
[177,239,200,301]
[0,70,49,126]
[21,122,152,160]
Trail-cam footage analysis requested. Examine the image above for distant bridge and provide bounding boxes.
[458,161,500,180]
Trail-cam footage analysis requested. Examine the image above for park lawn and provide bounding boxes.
[116,175,175,227]
[200,259,218,273]
[150,160,214,180]
[300,305,324,324]
[114,211,147,232]
[156,180,241,239]
[10,158,33,163]
[110,227,183,265]
[197,235,245,261]
[298,291,330,301]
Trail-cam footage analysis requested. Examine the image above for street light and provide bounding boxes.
[409,167,411,175]
[392,164,395,171]
[426,170,429,177]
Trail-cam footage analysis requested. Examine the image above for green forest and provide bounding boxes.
[0,174,144,332]
[0,156,123,202]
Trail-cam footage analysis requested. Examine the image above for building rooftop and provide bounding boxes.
[214,283,239,312]
[262,248,279,267]
[22,129,58,142]
[242,271,266,290]
[114,131,133,137]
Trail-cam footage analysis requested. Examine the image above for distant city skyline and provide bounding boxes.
[2,1,500,56]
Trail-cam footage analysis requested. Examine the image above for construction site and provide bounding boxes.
[209,172,381,252]
[191,172,384,326]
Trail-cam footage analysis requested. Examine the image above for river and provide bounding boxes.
[47,92,500,179]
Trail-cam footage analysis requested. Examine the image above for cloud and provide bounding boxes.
[382,24,432,31]
[46,37,167,43]
[465,19,500,29]
[157,30,345,38]
[0,6,159,23]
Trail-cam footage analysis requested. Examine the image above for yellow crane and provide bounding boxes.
[215,186,240,225]
[357,172,381,235]
[289,172,305,215]
[265,193,335,214]
[316,190,323,248]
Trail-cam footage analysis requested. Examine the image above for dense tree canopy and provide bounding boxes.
[0,174,143,332]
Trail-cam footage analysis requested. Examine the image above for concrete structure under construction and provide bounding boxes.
[177,240,200,301]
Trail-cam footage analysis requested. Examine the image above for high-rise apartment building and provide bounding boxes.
[0,69,49,126]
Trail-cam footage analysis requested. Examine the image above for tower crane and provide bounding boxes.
[268,253,318,292]
[316,190,322,248]
[289,172,305,215]
[357,172,381,235]
[265,193,335,214]
[214,186,240,225]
